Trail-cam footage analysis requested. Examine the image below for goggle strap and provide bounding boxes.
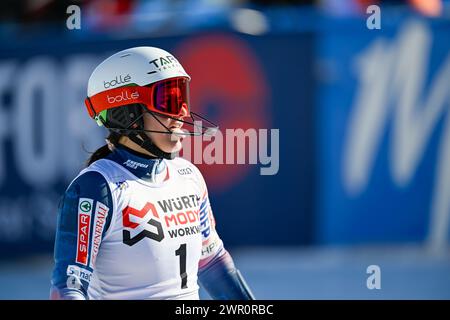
[85,96,97,118]
[86,86,149,117]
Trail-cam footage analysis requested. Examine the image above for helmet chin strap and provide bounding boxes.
[127,132,178,160]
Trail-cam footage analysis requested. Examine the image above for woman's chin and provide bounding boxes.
[159,141,183,155]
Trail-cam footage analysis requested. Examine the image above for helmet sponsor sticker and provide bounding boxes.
[148,55,182,74]
[107,90,139,104]
[103,74,131,89]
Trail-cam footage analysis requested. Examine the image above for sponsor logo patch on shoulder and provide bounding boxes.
[76,198,93,266]
[89,202,109,268]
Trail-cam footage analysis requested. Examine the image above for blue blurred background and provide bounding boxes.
[0,0,449,299]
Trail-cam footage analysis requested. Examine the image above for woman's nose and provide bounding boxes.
[179,103,189,118]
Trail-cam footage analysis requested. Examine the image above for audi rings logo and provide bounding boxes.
[122,202,164,246]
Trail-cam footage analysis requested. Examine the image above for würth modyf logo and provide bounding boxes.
[122,202,164,246]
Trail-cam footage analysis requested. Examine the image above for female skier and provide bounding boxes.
[50,46,254,300]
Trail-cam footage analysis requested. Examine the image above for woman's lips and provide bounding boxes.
[169,126,186,138]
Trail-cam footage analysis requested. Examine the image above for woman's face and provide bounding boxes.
[142,108,188,154]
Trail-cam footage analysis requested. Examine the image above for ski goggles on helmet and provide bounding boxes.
[85,77,191,120]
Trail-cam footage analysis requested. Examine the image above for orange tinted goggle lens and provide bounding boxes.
[151,77,190,116]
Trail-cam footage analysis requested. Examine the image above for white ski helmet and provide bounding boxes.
[84,46,217,159]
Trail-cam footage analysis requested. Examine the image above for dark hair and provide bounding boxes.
[86,132,121,166]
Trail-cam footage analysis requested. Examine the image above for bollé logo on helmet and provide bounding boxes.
[107,91,139,104]
[103,74,131,88]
